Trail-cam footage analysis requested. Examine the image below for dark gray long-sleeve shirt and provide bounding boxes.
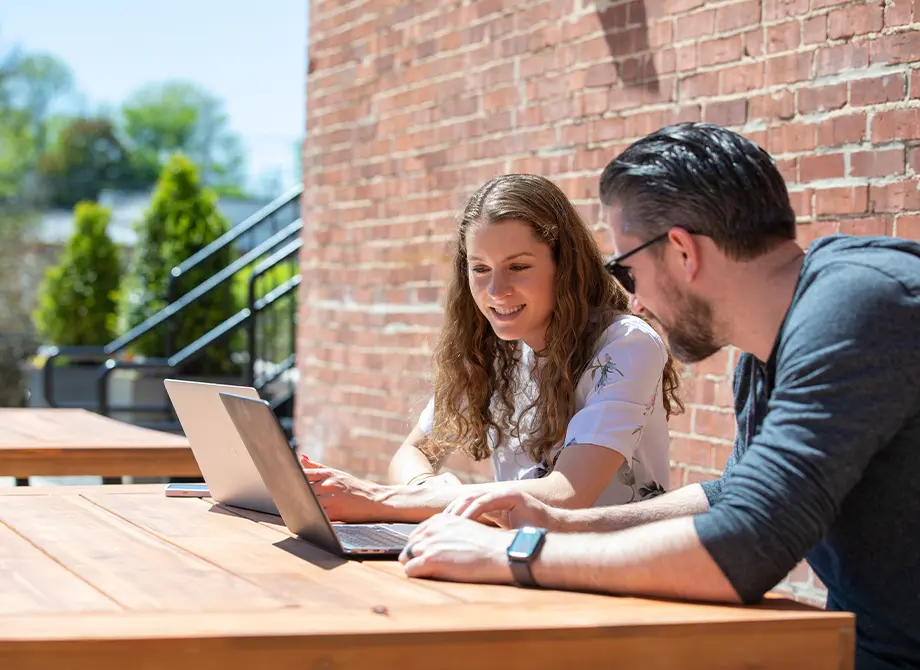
[694,234,920,670]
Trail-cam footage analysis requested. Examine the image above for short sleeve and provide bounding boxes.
[418,396,434,435]
[563,318,667,462]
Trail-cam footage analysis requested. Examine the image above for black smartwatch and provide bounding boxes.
[506,526,547,588]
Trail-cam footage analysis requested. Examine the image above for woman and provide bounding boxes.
[301,174,682,523]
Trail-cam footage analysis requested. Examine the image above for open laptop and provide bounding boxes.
[218,391,416,557]
[163,379,278,515]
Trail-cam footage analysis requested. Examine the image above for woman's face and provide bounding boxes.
[465,219,557,351]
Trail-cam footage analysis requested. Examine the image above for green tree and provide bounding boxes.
[37,117,133,208]
[33,202,121,346]
[120,82,246,194]
[120,153,236,375]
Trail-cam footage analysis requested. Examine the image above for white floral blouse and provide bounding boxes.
[419,314,672,507]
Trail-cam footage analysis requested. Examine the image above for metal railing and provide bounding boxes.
[39,186,303,436]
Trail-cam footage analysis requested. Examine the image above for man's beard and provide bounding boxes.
[650,279,722,364]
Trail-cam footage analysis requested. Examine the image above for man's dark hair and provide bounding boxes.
[599,122,796,260]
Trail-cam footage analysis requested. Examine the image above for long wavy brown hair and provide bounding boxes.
[422,174,683,468]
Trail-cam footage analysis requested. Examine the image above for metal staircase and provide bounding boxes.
[39,186,303,443]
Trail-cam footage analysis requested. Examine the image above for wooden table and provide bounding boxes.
[0,408,199,481]
[0,485,854,670]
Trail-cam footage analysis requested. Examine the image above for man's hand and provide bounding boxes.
[399,514,515,584]
[443,490,561,530]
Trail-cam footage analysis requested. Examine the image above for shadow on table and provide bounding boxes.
[206,502,348,570]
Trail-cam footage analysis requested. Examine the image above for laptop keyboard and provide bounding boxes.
[334,525,408,549]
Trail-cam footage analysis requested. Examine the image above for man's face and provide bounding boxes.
[605,203,722,364]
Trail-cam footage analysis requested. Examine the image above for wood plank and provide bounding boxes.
[0,409,198,477]
[0,493,288,612]
[0,521,119,615]
[217,502,616,605]
[83,491,457,608]
[0,603,854,670]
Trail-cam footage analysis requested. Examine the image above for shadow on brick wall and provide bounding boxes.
[595,0,659,94]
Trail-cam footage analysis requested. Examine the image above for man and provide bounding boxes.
[398,123,920,670]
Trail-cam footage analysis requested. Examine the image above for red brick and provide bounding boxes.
[716,0,762,31]
[766,20,800,53]
[839,216,894,237]
[584,62,619,88]
[768,122,818,153]
[670,467,686,490]
[744,27,765,58]
[776,157,798,182]
[815,187,869,216]
[812,0,851,8]
[680,71,721,100]
[850,74,907,106]
[872,108,920,142]
[671,437,713,468]
[828,2,884,40]
[789,189,813,219]
[911,146,920,173]
[749,90,795,120]
[704,99,748,126]
[850,148,905,178]
[798,83,848,114]
[803,15,827,44]
[686,470,719,485]
[796,220,839,247]
[870,180,920,212]
[669,0,707,11]
[676,10,716,40]
[815,43,870,77]
[896,215,920,241]
[885,0,913,26]
[649,20,674,49]
[677,44,699,72]
[700,35,743,66]
[694,408,737,439]
[765,52,812,86]
[912,70,920,99]
[818,113,867,146]
[764,0,809,20]
[694,348,732,377]
[800,153,846,181]
[869,31,920,65]
[721,63,766,95]
[711,441,735,469]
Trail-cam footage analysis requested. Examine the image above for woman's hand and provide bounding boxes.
[300,455,392,522]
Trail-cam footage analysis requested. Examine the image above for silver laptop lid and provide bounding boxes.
[163,379,277,515]
[218,392,343,556]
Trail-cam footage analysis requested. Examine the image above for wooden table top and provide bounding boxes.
[0,409,199,478]
[0,484,854,670]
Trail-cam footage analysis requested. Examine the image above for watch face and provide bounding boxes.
[507,527,544,560]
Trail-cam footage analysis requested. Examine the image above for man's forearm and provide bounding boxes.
[554,483,711,532]
[531,516,740,603]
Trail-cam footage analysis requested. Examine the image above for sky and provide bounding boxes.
[0,0,308,196]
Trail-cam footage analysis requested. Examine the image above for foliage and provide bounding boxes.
[33,201,121,346]
[120,81,246,194]
[37,117,133,207]
[119,153,237,375]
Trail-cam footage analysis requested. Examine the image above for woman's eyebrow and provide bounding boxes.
[468,251,536,262]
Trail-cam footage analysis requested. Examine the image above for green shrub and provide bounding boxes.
[34,201,121,346]
[119,153,236,375]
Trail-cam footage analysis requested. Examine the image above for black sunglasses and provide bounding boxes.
[604,231,670,294]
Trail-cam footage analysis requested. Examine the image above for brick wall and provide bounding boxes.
[299,0,920,607]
